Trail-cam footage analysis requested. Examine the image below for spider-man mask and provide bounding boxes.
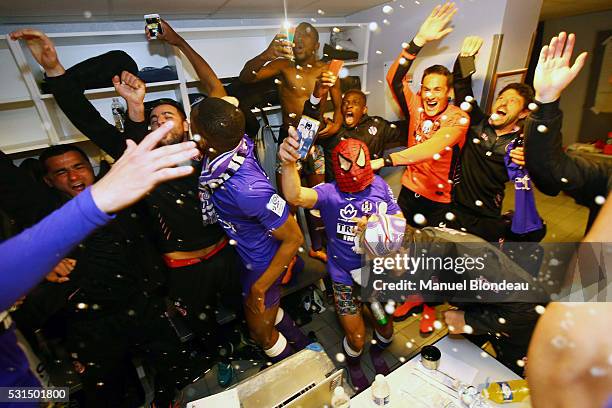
[332,138,374,193]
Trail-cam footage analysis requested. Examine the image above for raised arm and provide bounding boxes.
[279,127,319,208]
[524,32,606,203]
[151,19,226,98]
[452,36,486,123]
[318,67,343,138]
[10,29,141,160]
[239,34,292,83]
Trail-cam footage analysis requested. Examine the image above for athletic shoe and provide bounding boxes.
[392,295,424,322]
[419,304,436,333]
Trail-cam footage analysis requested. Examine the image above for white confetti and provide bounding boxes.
[472,138,480,144]
[376,50,383,55]
[480,351,489,358]
[437,183,444,189]
[399,356,406,363]
[595,195,606,205]
[516,359,526,368]
[339,67,349,79]
[384,302,395,314]
[382,5,394,14]
[317,9,325,15]
[406,341,413,348]
[288,112,297,118]
[77,303,88,310]
[498,317,506,324]
[399,57,407,65]
[465,95,474,103]
[332,27,341,33]
[445,212,455,221]
[335,353,346,363]
[433,153,441,160]
[383,19,390,26]
[335,45,343,50]
[295,74,302,79]
[229,239,237,246]
[413,213,427,225]
[401,42,408,49]
[475,200,483,207]
[460,102,472,112]
[463,325,474,334]
[368,22,379,32]
[192,134,201,142]
[537,124,548,133]
[310,18,317,23]
[83,10,92,18]
[490,113,500,121]
[433,320,443,330]
[274,79,282,85]
[535,305,546,314]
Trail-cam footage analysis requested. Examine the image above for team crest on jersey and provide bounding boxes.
[339,203,358,221]
[361,200,373,214]
[368,126,378,136]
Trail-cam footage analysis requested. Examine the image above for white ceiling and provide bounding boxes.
[0,0,389,22]
[0,0,610,23]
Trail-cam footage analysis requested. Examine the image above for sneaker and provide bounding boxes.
[308,248,328,263]
[392,295,424,322]
[419,304,436,334]
[216,362,234,387]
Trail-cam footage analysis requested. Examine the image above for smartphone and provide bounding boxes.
[144,14,163,39]
[458,55,476,78]
[328,59,344,77]
[296,115,321,159]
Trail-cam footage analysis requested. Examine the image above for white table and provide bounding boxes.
[350,335,531,407]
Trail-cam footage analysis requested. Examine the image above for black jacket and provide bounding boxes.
[525,100,612,231]
[452,56,520,218]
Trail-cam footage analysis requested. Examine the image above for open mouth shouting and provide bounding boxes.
[71,182,87,193]
[344,110,355,126]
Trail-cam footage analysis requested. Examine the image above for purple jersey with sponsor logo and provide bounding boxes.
[313,175,401,285]
[209,152,289,276]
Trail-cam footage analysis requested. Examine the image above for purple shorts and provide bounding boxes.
[241,267,284,309]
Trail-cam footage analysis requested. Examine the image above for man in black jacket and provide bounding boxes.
[13,29,246,384]
[524,31,611,233]
[449,36,532,242]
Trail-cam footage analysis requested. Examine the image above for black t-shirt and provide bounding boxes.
[453,120,518,218]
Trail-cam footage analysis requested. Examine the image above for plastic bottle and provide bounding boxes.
[483,379,529,403]
[331,386,350,408]
[111,97,125,132]
[370,301,388,325]
[371,374,390,406]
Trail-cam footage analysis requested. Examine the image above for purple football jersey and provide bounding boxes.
[313,175,401,284]
[209,152,289,277]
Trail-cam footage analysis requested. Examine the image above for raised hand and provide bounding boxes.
[534,32,588,103]
[90,121,198,214]
[10,29,65,77]
[414,2,457,47]
[278,126,300,164]
[313,70,337,99]
[112,71,145,106]
[460,36,483,57]
[147,18,183,46]
[264,33,294,60]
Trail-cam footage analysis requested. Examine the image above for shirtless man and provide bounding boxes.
[240,22,343,261]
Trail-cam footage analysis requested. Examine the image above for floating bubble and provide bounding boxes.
[368,22,379,32]
[463,324,474,334]
[460,102,472,112]
[433,153,441,160]
[595,195,606,205]
[475,200,483,207]
[537,124,548,133]
[413,213,426,225]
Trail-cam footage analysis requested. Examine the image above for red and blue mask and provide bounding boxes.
[332,138,374,193]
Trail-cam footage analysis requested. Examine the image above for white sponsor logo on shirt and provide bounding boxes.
[267,194,286,217]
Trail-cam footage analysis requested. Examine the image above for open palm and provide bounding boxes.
[415,2,457,45]
[10,29,62,74]
[534,32,587,103]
